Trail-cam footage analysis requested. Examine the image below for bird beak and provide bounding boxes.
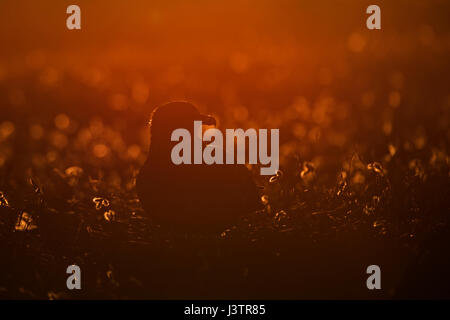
[200,115,216,126]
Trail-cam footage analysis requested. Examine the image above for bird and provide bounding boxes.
[136,101,263,234]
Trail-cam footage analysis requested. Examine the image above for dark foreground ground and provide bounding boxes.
[0,149,449,299]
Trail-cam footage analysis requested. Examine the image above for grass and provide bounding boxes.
[0,140,448,299]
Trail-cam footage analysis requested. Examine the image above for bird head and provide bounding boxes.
[147,101,216,163]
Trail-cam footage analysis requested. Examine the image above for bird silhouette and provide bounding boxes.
[136,101,263,234]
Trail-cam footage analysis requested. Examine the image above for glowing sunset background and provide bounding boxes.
[0,0,449,299]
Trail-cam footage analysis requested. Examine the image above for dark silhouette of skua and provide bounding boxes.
[136,101,263,233]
